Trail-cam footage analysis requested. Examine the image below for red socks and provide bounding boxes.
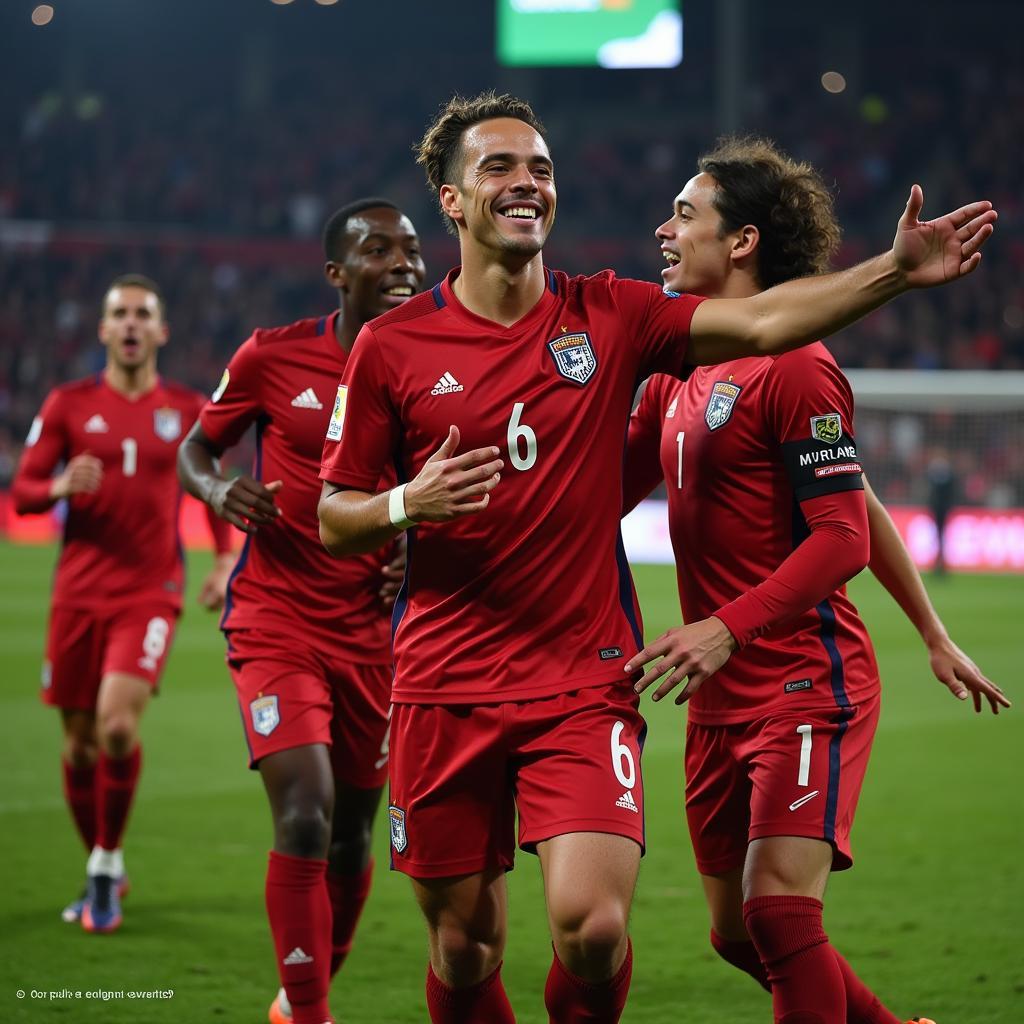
[543,940,633,1024]
[62,759,97,851]
[326,860,373,976]
[709,929,770,991]
[834,950,901,1024]
[425,963,515,1024]
[744,895,844,1024]
[266,851,332,1024]
[95,746,141,852]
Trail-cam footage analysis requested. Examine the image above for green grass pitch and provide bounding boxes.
[1,540,1021,1022]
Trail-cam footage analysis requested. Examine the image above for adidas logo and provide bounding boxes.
[283,947,314,965]
[84,414,109,433]
[615,790,639,813]
[430,372,464,396]
[290,388,323,410]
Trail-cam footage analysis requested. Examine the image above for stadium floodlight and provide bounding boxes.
[496,0,683,69]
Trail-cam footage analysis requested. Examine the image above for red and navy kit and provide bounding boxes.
[200,312,394,664]
[321,268,705,705]
[13,374,218,610]
[625,343,879,727]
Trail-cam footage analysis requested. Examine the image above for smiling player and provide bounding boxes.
[178,199,425,1024]
[317,93,996,1024]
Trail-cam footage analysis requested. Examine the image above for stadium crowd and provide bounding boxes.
[1,6,1020,500]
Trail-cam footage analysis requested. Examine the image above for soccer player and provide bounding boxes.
[177,199,425,1024]
[622,137,1010,1024]
[316,93,996,1024]
[11,274,235,933]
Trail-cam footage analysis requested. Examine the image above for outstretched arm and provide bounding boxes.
[687,187,997,364]
[864,476,1009,714]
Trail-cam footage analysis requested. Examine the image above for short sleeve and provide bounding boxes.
[198,335,264,450]
[764,346,864,502]
[320,325,399,491]
[623,376,669,514]
[610,278,706,379]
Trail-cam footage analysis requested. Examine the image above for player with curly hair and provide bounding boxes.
[623,137,1009,1024]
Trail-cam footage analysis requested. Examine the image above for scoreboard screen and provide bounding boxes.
[496,0,682,69]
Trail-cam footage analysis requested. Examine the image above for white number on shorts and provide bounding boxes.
[610,720,636,790]
[796,723,812,787]
[507,402,538,472]
[138,616,170,670]
[121,437,138,477]
[676,431,685,489]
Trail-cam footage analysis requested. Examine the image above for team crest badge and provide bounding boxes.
[153,407,182,442]
[388,805,408,853]
[547,332,597,386]
[704,381,741,431]
[811,413,843,444]
[250,695,280,737]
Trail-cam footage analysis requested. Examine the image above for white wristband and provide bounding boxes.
[388,484,416,530]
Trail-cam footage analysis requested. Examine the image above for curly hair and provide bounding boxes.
[697,137,840,288]
[415,91,547,235]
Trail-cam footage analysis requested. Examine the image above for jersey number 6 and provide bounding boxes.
[507,403,537,472]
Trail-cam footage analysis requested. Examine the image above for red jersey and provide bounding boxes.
[625,343,879,725]
[320,268,705,704]
[13,374,207,610]
[200,312,393,662]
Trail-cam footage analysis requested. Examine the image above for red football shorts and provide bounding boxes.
[43,602,180,710]
[226,629,391,788]
[386,683,647,878]
[685,694,880,875]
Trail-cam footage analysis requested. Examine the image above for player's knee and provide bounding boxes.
[276,804,331,858]
[327,827,372,874]
[433,922,503,986]
[97,714,138,757]
[551,901,628,973]
[63,735,98,767]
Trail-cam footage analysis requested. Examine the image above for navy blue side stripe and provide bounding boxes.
[824,707,854,843]
[315,315,327,336]
[431,283,446,309]
[815,598,851,708]
[615,530,643,650]
[546,268,558,294]
[637,719,649,853]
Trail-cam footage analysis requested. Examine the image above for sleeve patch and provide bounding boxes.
[211,368,230,403]
[325,385,348,442]
[25,416,43,447]
[810,412,843,444]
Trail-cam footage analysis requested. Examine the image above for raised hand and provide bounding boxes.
[404,425,503,523]
[894,184,997,288]
[927,633,1011,715]
[51,452,104,500]
[208,475,283,533]
[625,616,737,705]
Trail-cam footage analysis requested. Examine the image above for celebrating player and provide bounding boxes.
[622,137,1010,1024]
[11,274,234,934]
[177,199,424,1024]
[317,92,996,1024]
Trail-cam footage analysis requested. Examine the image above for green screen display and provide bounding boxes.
[497,0,682,68]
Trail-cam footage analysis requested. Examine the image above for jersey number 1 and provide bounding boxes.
[121,438,138,477]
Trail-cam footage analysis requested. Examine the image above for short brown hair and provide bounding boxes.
[698,137,840,288]
[415,91,547,235]
[103,273,166,319]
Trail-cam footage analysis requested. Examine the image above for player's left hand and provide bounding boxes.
[927,633,1011,714]
[379,536,407,609]
[893,185,997,288]
[626,616,738,705]
[197,551,237,611]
